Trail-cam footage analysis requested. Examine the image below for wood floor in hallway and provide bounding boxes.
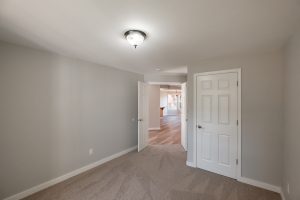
[149,115,181,145]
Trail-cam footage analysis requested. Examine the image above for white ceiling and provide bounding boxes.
[0,0,300,74]
[163,66,187,75]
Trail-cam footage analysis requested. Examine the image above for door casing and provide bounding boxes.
[181,82,187,151]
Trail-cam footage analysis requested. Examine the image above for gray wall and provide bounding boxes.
[187,50,284,186]
[0,42,143,199]
[282,28,300,200]
[148,85,160,129]
[144,73,187,83]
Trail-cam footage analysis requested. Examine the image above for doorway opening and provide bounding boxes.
[142,83,187,151]
[138,82,187,152]
[149,85,182,145]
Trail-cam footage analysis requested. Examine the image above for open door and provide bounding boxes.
[138,81,149,152]
[181,83,187,151]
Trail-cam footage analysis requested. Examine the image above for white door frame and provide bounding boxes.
[181,82,187,151]
[147,81,185,147]
[193,68,241,179]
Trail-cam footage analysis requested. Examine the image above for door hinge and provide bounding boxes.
[236,159,238,165]
[237,81,239,86]
[237,120,239,126]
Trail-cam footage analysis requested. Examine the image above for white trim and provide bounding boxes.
[193,68,242,179]
[238,177,281,193]
[193,73,198,168]
[187,162,283,196]
[237,68,242,180]
[4,146,137,200]
[148,127,161,131]
[280,189,286,200]
[186,161,196,168]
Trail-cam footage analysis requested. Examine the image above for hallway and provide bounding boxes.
[149,115,181,145]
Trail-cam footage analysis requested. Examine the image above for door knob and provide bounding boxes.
[197,125,202,129]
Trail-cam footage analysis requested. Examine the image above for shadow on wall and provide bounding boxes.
[0,42,142,199]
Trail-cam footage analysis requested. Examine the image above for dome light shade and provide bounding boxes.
[124,30,146,48]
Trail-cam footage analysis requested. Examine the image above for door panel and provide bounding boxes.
[202,132,212,160]
[201,80,212,89]
[218,134,230,165]
[138,82,149,152]
[196,72,238,178]
[202,95,212,122]
[218,95,230,124]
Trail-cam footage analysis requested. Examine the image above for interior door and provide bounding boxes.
[138,81,149,152]
[196,72,238,178]
[181,83,187,151]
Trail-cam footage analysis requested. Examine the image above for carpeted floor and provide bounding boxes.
[23,145,281,200]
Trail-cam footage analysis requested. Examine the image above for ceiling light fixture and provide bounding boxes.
[124,30,146,48]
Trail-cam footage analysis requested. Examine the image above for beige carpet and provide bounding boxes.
[23,145,281,200]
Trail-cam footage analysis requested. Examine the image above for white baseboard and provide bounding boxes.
[148,127,160,131]
[186,161,196,168]
[280,188,286,200]
[187,164,285,199]
[4,146,137,200]
[238,177,281,193]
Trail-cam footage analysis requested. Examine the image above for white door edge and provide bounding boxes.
[138,81,149,152]
[181,82,187,151]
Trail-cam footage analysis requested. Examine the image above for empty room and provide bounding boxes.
[0,1,300,200]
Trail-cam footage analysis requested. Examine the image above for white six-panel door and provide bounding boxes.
[196,72,238,178]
